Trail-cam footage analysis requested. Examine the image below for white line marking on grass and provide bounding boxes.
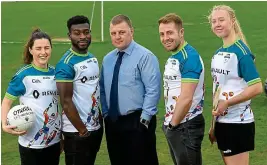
[2,38,102,45]
[2,41,71,45]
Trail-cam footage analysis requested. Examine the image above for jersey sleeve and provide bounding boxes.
[5,74,26,100]
[238,54,261,86]
[180,54,203,83]
[55,61,75,82]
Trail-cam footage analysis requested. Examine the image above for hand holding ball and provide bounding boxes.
[7,105,36,132]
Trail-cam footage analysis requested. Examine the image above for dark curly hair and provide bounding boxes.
[67,15,90,32]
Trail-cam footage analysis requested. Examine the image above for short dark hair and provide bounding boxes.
[67,15,90,32]
[110,14,133,28]
[23,28,52,64]
[158,13,183,30]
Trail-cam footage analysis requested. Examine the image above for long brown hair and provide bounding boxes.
[23,28,52,64]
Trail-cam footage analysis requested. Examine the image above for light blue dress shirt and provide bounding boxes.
[100,40,161,121]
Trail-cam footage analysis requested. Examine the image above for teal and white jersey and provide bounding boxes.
[211,39,261,123]
[55,48,101,132]
[5,64,61,149]
[163,42,205,125]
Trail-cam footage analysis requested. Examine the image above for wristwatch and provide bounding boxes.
[140,118,150,128]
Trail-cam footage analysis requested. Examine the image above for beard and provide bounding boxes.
[163,37,182,52]
[71,39,91,52]
[169,41,181,52]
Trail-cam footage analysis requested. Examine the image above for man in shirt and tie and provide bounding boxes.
[100,14,161,165]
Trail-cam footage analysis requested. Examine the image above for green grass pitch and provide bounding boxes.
[1,1,267,165]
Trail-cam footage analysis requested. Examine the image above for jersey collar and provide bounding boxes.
[171,41,188,55]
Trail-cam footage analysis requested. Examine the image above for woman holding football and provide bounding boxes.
[1,29,62,165]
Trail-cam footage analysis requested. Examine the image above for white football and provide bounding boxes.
[7,105,36,132]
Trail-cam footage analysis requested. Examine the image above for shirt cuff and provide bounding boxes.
[141,112,152,121]
[5,92,17,101]
[247,78,261,86]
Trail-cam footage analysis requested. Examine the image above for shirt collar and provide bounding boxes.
[69,48,89,56]
[116,40,135,56]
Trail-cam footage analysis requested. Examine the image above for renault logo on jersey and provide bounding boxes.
[89,75,98,81]
[81,76,88,83]
[211,68,230,75]
[42,90,58,96]
[33,90,40,99]
[164,74,178,80]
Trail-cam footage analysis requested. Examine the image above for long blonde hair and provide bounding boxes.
[208,5,250,48]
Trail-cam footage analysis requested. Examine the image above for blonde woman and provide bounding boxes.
[208,5,263,165]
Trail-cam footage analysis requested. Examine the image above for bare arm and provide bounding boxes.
[227,82,262,106]
[214,82,263,116]
[171,82,198,126]
[1,97,26,135]
[56,82,88,135]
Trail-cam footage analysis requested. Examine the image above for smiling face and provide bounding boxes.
[210,9,234,39]
[110,21,133,50]
[159,22,184,52]
[69,23,91,53]
[29,38,52,68]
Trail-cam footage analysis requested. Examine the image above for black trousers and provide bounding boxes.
[63,127,103,165]
[162,114,205,165]
[105,111,158,165]
[19,142,60,165]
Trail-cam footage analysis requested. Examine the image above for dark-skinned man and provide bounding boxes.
[55,15,103,165]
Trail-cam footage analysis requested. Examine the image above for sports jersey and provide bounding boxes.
[211,39,261,123]
[55,48,101,132]
[163,42,205,125]
[5,64,61,149]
